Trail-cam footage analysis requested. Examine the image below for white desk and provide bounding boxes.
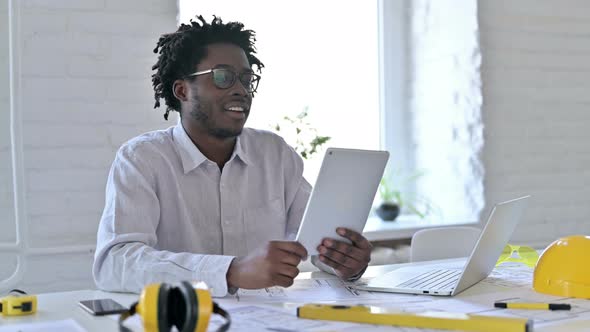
[2,261,589,332]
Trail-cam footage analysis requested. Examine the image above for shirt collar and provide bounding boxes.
[173,123,250,174]
[232,133,251,166]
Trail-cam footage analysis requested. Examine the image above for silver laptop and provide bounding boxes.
[354,195,530,296]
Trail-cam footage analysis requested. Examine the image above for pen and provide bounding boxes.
[494,302,571,311]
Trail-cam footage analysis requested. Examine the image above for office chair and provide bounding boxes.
[410,226,481,262]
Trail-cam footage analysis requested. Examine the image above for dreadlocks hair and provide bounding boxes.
[151,15,264,120]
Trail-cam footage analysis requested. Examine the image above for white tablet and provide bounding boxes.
[295,148,389,256]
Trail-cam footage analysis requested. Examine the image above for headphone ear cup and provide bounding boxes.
[136,283,169,332]
[157,283,173,332]
[169,281,198,332]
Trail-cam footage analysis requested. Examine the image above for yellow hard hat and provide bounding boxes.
[533,235,590,299]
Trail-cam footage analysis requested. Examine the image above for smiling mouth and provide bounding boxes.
[226,106,246,113]
[223,106,248,121]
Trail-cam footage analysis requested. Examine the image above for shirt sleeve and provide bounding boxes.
[92,145,235,297]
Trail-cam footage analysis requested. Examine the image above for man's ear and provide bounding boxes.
[172,80,188,102]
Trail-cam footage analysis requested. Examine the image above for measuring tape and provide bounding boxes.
[0,289,37,316]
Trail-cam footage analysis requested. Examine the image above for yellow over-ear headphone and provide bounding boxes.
[119,281,231,332]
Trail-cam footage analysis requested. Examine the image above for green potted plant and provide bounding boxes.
[376,171,435,221]
[376,177,402,221]
[272,107,331,160]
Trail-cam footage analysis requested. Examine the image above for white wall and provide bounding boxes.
[480,0,590,247]
[3,0,177,293]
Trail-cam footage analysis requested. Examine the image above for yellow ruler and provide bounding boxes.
[297,304,532,332]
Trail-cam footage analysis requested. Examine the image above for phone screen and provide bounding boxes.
[78,298,128,316]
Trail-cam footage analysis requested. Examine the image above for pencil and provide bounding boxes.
[494,302,571,311]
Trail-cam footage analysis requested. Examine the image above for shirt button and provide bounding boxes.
[224,219,230,225]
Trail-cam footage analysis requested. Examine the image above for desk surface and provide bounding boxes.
[2,261,589,332]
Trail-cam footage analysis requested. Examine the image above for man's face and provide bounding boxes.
[183,43,253,139]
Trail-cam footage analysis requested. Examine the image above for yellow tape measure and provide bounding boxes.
[297,304,532,332]
[0,289,37,316]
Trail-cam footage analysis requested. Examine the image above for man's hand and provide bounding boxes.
[317,227,372,279]
[226,241,308,289]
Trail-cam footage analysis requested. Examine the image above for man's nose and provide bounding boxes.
[229,78,250,96]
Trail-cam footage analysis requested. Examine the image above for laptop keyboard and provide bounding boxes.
[396,269,461,291]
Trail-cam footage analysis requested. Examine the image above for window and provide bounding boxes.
[179,1,484,223]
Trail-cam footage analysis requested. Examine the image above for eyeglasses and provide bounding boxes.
[185,67,261,93]
[496,244,539,268]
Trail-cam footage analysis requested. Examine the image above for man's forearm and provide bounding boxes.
[93,242,236,297]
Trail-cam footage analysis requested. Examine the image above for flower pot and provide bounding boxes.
[376,202,400,221]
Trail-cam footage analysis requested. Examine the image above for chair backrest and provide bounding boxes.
[410,226,481,262]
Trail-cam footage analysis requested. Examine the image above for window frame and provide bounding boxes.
[378,0,415,198]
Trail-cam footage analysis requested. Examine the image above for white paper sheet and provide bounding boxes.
[231,277,416,304]
[0,319,86,332]
[207,304,447,332]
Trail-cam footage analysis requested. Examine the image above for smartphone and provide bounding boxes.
[78,298,128,316]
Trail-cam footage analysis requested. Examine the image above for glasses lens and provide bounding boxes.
[496,244,539,267]
[517,246,539,265]
[502,244,513,255]
[212,69,236,89]
[497,244,513,262]
[240,73,259,92]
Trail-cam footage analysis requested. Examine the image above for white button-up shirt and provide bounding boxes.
[93,124,312,296]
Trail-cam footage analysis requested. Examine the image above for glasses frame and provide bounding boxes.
[184,67,261,94]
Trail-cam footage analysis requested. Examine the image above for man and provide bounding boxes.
[93,16,372,297]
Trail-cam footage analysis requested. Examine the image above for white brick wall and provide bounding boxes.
[1,0,178,293]
[0,254,17,280]
[480,0,590,247]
